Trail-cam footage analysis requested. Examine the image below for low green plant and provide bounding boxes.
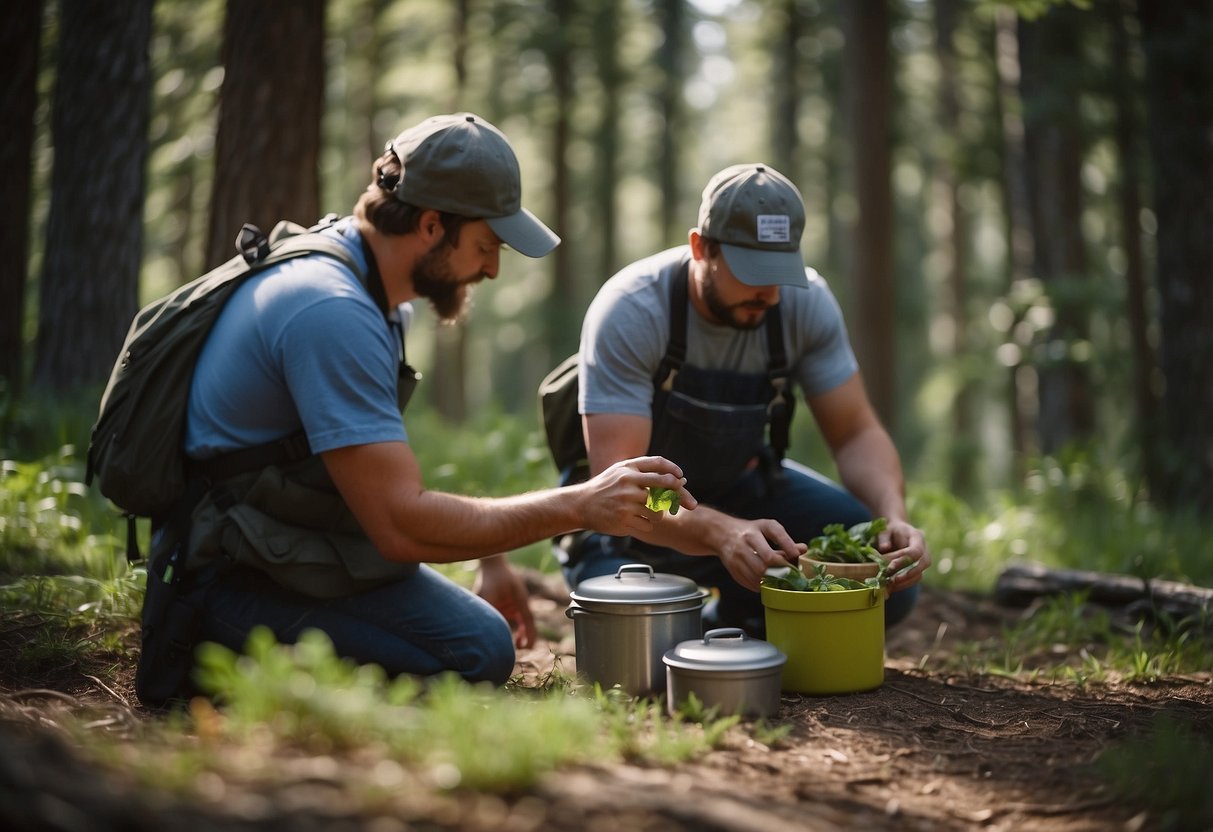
[750,719,794,747]
[924,592,1213,680]
[186,627,736,793]
[0,448,129,581]
[910,450,1213,593]
[1094,715,1213,829]
[0,572,143,677]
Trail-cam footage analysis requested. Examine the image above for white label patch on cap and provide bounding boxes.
[756,214,790,243]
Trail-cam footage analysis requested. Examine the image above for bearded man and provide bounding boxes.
[557,163,928,637]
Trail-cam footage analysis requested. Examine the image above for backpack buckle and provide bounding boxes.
[236,223,269,264]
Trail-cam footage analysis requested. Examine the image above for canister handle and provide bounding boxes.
[565,603,588,619]
[703,627,750,643]
[614,563,655,580]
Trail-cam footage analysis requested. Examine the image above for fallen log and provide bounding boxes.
[994,562,1213,625]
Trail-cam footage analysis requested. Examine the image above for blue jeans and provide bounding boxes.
[561,459,920,636]
[199,564,516,685]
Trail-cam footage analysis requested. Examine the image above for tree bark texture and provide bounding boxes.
[593,0,622,283]
[1108,0,1160,489]
[934,0,975,493]
[770,0,803,183]
[547,0,576,361]
[0,2,43,393]
[205,0,326,271]
[32,0,152,393]
[1018,7,1094,455]
[1138,0,1213,511]
[655,0,686,248]
[991,9,1035,473]
[429,0,472,425]
[842,0,896,432]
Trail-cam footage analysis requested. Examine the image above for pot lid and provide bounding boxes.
[663,628,787,672]
[570,563,705,605]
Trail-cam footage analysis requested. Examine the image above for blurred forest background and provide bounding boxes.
[2,0,1211,528]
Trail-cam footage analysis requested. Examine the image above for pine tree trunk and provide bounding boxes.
[430,0,472,424]
[0,2,43,394]
[991,8,1034,477]
[205,0,326,270]
[934,0,975,492]
[655,0,686,248]
[1138,0,1213,510]
[841,0,896,431]
[593,0,622,283]
[1018,8,1094,455]
[1108,0,1160,490]
[32,0,152,393]
[771,0,803,182]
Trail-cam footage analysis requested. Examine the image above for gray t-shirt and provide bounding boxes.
[579,246,858,418]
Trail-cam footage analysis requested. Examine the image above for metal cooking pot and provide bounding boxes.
[663,627,786,718]
[566,563,708,696]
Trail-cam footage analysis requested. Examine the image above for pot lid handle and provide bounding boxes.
[703,627,749,644]
[614,564,656,580]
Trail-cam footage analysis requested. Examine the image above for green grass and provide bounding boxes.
[0,448,131,582]
[922,590,1212,683]
[911,448,1213,592]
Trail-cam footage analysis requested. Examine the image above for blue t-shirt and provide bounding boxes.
[579,246,858,419]
[185,218,409,459]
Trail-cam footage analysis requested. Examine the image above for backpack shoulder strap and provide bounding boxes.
[654,259,690,392]
[188,220,394,484]
[764,304,795,464]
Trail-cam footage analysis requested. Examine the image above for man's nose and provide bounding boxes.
[482,250,500,280]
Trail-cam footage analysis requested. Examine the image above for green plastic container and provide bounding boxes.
[760,583,885,694]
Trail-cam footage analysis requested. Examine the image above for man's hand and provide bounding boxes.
[875,519,930,592]
[711,517,807,591]
[475,555,537,649]
[574,456,697,537]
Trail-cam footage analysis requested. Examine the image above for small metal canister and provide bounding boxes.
[663,627,787,718]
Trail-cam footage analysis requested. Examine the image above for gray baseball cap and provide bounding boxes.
[387,113,560,258]
[697,163,807,287]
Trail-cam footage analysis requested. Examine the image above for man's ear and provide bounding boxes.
[688,228,707,260]
[417,210,445,245]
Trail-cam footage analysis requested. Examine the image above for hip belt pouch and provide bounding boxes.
[189,458,416,598]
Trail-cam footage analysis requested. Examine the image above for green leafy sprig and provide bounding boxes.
[646,487,681,515]
[765,561,887,593]
[805,518,888,564]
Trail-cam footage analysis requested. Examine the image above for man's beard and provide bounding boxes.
[702,271,768,331]
[413,243,475,323]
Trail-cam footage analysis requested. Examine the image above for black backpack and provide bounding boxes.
[537,262,794,483]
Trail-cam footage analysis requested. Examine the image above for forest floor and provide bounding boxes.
[1,574,1210,831]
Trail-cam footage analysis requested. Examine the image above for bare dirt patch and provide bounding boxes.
[2,578,1210,831]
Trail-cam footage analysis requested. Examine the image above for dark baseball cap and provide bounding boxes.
[697,163,807,287]
[387,113,560,258]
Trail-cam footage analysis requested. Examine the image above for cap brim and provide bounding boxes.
[719,244,807,288]
[486,208,560,258]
